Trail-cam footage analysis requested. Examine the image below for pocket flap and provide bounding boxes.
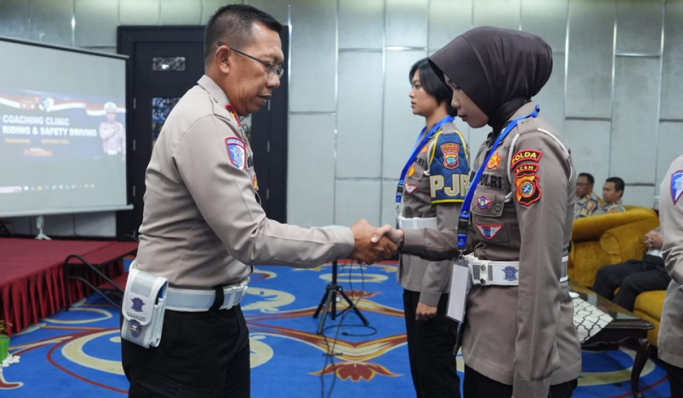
[122,268,168,326]
[471,193,506,217]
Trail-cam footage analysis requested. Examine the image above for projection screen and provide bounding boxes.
[0,37,130,217]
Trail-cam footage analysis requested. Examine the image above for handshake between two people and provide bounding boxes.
[348,219,405,264]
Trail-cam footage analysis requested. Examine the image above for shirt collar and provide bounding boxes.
[197,74,231,108]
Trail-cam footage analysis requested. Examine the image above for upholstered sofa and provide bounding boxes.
[568,206,665,346]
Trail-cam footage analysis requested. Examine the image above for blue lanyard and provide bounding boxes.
[456,105,540,251]
[395,115,455,208]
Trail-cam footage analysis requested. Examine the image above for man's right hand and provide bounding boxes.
[371,226,404,250]
[350,219,397,264]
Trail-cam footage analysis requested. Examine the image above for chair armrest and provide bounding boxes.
[571,207,657,242]
[600,218,661,264]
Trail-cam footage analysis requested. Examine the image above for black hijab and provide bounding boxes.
[429,26,553,134]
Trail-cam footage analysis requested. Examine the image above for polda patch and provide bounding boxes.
[511,149,542,168]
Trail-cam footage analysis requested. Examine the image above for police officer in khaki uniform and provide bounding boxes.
[99,102,125,158]
[593,177,626,215]
[398,58,469,397]
[574,172,601,219]
[658,154,683,398]
[376,27,581,398]
[121,6,395,397]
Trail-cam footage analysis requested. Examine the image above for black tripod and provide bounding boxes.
[312,260,369,334]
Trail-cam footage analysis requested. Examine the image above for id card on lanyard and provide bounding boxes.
[395,115,454,221]
[446,105,541,323]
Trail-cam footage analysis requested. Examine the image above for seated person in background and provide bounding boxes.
[593,177,626,215]
[592,228,671,311]
[575,172,603,219]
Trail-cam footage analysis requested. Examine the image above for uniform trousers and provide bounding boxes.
[403,289,461,398]
[463,366,577,398]
[121,305,250,398]
[665,361,683,398]
[592,255,670,311]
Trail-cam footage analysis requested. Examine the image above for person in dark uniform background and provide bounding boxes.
[398,58,469,397]
[592,227,670,311]
[375,27,582,398]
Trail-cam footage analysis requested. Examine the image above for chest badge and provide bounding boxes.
[476,196,492,210]
[487,152,501,170]
[226,137,246,170]
[252,174,259,191]
[408,165,416,178]
[440,143,460,169]
[671,170,683,205]
[475,223,503,240]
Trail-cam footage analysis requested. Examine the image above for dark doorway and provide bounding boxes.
[116,26,288,239]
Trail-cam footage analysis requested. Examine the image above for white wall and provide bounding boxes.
[1,0,681,234]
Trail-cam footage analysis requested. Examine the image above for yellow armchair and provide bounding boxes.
[568,206,658,287]
[569,210,665,345]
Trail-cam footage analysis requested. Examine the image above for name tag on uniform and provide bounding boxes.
[447,259,471,323]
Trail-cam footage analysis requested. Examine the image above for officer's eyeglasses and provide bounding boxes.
[217,41,284,79]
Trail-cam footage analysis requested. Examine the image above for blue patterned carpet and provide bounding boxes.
[0,262,671,397]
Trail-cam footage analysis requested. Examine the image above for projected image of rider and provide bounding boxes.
[99,102,125,159]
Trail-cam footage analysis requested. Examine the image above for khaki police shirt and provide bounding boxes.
[401,103,582,398]
[136,75,354,288]
[658,153,683,368]
[99,121,125,156]
[398,122,468,306]
[592,199,625,215]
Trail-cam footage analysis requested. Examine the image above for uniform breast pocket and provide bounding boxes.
[403,162,428,195]
[470,191,511,242]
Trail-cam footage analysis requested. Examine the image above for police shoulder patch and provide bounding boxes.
[440,143,460,169]
[585,198,598,211]
[671,170,683,205]
[514,173,542,206]
[511,149,542,168]
[513,163,539,176]
[226,137,246,170]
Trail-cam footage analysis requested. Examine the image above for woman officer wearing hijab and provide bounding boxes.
[378,27,582,398]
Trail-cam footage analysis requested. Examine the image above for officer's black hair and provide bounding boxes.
[204,5,283,66]
[409,58,457,117]
[578,172,594,185]
[606,177,625,196]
